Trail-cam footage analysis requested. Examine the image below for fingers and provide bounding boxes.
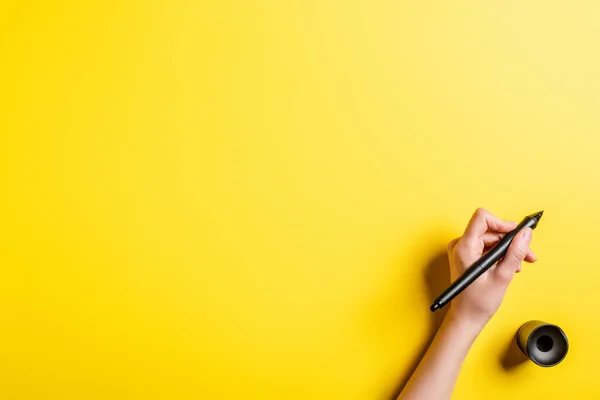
[463,208,517,241]
[494,228,533,282]
[482,232,537,264]
[517,250,537,272]
[481,232,505,246]
[525,249,537,263]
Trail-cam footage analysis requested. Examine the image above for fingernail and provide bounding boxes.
[523,228,532,241]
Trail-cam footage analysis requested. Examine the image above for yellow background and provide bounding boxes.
[2,1,599,399]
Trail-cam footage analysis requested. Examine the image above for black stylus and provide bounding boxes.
[430,210,544,312]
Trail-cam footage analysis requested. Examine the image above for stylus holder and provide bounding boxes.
[517,320,568,367]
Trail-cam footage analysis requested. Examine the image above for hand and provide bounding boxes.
[446,208,536,329]
[397,208,534,400]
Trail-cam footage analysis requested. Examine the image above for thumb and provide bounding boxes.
[494,228,533,283]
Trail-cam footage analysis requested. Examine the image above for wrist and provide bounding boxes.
[444,308,488,337]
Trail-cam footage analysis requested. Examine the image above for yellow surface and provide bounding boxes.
[2,1,599,399]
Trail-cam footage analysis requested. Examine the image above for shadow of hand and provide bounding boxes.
[388,250,450,399]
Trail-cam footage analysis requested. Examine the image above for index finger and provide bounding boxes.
[463,208,517,240]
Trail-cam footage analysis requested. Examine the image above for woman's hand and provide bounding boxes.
[446,208,536,329]
[398,208,537,400]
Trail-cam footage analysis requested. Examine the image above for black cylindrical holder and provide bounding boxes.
[517,320,568,367]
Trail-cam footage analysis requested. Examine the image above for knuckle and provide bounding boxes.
[447,238,459,252]
[512,245,528,261]
[498,268,514,283]
[454,241,471,258]
[475,207,487,217]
